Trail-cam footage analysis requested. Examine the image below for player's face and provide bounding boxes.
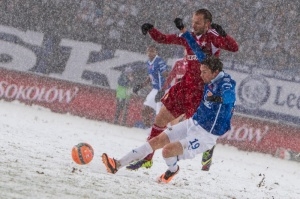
[127,73,134,81]
[147,47,157,61]
[192,14,210,36]
[200,64,218,83]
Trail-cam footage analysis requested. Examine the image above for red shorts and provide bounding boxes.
[161,70,204,118]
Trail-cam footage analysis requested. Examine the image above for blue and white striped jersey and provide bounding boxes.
[192,71,236,136]
[147,55,168,90]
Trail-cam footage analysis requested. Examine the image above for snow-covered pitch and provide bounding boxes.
[1,100,299,199]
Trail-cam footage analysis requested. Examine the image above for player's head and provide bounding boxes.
[124,67,133,80]
[192,9,212,36]
[200,56,223,83]
[124,67,133,75]
[146,45,158,61]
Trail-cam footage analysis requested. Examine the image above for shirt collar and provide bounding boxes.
[211,71,224,84]
[148,55,158,65]
[196,34,202,39]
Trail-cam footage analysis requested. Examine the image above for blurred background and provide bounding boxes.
[0,0,299,161]
[0,0,298,74]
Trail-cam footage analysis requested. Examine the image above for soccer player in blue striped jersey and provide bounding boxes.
[102,56,236,183]
[132,45,169,128]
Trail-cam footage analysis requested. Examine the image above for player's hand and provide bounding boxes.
[141,23,154,35]
[211,23,227,37]
[206,95,223,103]
[133,84,142,94]
[155,90,165,102]
[174,18,184,30]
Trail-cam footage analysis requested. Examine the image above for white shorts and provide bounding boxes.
[165,118,219,160]
[143,89,162,114]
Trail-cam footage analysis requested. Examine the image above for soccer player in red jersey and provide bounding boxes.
[127,8,238,171]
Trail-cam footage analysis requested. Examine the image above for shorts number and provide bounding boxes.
[189,139,200,149]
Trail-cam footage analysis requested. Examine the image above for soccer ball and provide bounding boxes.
[71,143,94,165]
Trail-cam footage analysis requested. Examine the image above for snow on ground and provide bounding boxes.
[0,100,299,199]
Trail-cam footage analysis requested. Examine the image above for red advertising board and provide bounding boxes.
[1,67,300,159]
[0,67,144,126]
[219,115,300,156]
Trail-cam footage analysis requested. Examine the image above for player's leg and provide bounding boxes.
[158,119,218,183]
[157,141,182,183]
[121,98,129,126]
[126,82,186,170]
[126,106,175,170]
[156,119,190,183]
[201,145,216,171]
[114,98,124,124]
[169,114,186,126]
[102,131,170,174]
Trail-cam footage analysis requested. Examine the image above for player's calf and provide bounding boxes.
[201,146,215,171]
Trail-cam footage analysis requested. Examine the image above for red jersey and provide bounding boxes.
[149,27,238,88]
[149,28,238,58]
[163,58,188,90]
[148,28,238,118]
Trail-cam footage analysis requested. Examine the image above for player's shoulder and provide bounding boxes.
[207,28,220,37]
[155,56,167,67]
[154,56,163,63]
[221,72,236,85]
[156,56,165,61]
[175,58,184,62]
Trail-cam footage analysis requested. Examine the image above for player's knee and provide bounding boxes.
[149,133,169,150]
[148,136,161,149]
[162,146,172,158]
[162,142,183,158]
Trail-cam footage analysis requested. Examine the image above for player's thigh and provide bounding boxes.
[161,82,185,118]
[165,118,193,143]
[179,122,219,160]
[154,105,176,127]
[170,114,185,126]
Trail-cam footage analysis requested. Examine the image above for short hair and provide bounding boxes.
[147,44,157,51]
[201,56,223,72]
[194,9,212,23]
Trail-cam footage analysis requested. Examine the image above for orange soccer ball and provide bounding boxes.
[71,143,94,165]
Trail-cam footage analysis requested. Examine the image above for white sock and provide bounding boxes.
[118,142,153,168]
[164,156,179,172]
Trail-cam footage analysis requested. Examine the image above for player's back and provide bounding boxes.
[180,57,203,89]
[147,56,168,90]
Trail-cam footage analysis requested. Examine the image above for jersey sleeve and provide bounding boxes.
[156,58,168,89]
[209,30,239,52]
[158,58,168,73]
[149,28,187,46]
[221,80,236,104]
[181,31,206,62]
[220,35,239,52]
